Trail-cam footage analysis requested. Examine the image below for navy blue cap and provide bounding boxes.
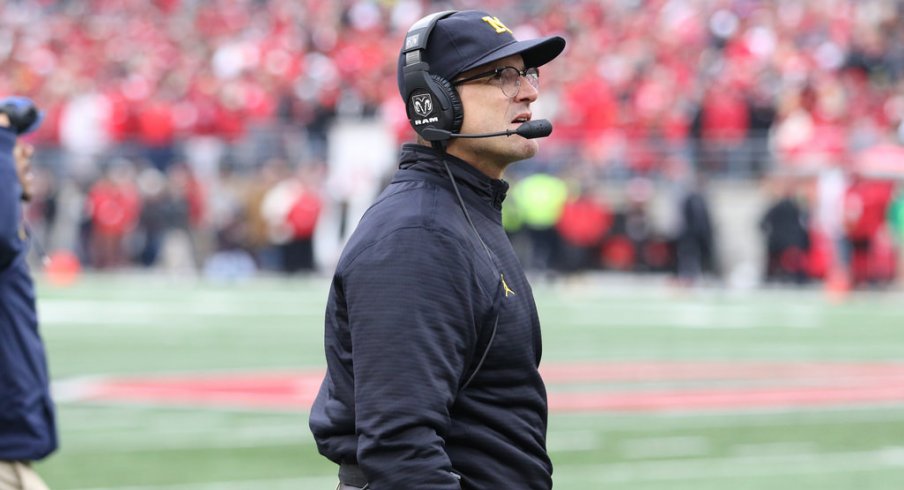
[397,10,566,100]
[0,96,44,135]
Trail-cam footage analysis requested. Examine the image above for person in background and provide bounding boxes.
[842,171,894,286]
[760,176,811,284]
[0,96,57,490]
[674,174,716,285]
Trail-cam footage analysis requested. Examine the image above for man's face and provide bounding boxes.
[14,141,34,201]
[448,54,541,178]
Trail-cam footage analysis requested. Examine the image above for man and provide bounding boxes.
[0,96,56,490]
[309,10,565,490]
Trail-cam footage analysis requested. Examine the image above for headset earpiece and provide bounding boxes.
[403,71,461,139]
[401,10,461,144]
[431,74,463,136]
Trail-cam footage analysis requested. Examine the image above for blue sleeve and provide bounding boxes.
[343,227,485,490]
[0,128,23,267]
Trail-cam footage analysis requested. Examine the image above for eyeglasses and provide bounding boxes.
[452,66,540,98]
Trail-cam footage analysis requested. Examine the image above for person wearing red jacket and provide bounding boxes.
[843,172,893,286]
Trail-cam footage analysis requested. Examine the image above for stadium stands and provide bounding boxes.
[3,0,903,285]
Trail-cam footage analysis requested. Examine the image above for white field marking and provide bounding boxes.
[53,376,109,403]
[52,372,319,404]
[619,436,711,459]
[38,299,306,326]
[68,475,338,490]
[554,447,904,483]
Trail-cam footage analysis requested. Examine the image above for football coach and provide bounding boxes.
[310,10,566,490]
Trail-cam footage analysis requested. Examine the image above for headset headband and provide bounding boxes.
[402,10,456,74]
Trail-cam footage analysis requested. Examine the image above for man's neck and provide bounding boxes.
[445,147,507,180]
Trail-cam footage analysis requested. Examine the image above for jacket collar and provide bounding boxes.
[397,144,509,209]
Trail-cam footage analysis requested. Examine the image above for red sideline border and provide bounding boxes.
[65,362,904,413]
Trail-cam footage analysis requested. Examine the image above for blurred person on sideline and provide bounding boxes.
[760,175,811,284]
[261,163,324,273]
[555,184,612,273]
[674,174,716,285]
[0,97,56,490]
[309,10,565,490]
[842,171,894,286]
[85,161,141,269]
[509,172,568,275]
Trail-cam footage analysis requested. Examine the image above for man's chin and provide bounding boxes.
[516,138,540,160]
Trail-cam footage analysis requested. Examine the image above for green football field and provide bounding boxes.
[30,272,904,489]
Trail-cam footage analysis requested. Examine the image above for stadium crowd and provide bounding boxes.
[2,0,904,287]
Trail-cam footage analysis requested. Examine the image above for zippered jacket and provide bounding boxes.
[310,144,551,489]
[0,128,57,462]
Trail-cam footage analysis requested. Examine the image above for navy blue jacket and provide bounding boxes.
[310,144,551,489]
[0,128,57,461]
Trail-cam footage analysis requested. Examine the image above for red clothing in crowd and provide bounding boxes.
[843,178,893,241]
[558,73,618,144]
[137,99,176,147]
[87,179,141,236]
[699,86,749,143]
[843,177,895,284]
[286,190,322,239]
[86,177,142,269]
[556,197,612,247]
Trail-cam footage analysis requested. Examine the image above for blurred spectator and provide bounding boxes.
[555,185,612,272]
[247,157,291,270]
[85,161,141,269]
[842,172,895,286]
[261,163,323,273]
[674,175,716,285]
[746,83,777,177]
[693,76,750,175]
[760,176,811,284]
[602,178,656,272]
[509,173,568,274]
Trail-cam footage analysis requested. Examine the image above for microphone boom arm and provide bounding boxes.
[420,119,553,142]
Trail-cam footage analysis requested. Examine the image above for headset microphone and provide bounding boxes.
[420,119,553,142]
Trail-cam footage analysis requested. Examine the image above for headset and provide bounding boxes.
[401,10,461,147]
[401,11,553,147]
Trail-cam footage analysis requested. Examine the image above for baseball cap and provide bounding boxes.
[0,96,44,135]
[397,10,566,100]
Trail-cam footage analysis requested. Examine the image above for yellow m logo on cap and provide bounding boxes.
[482,16,513,35]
